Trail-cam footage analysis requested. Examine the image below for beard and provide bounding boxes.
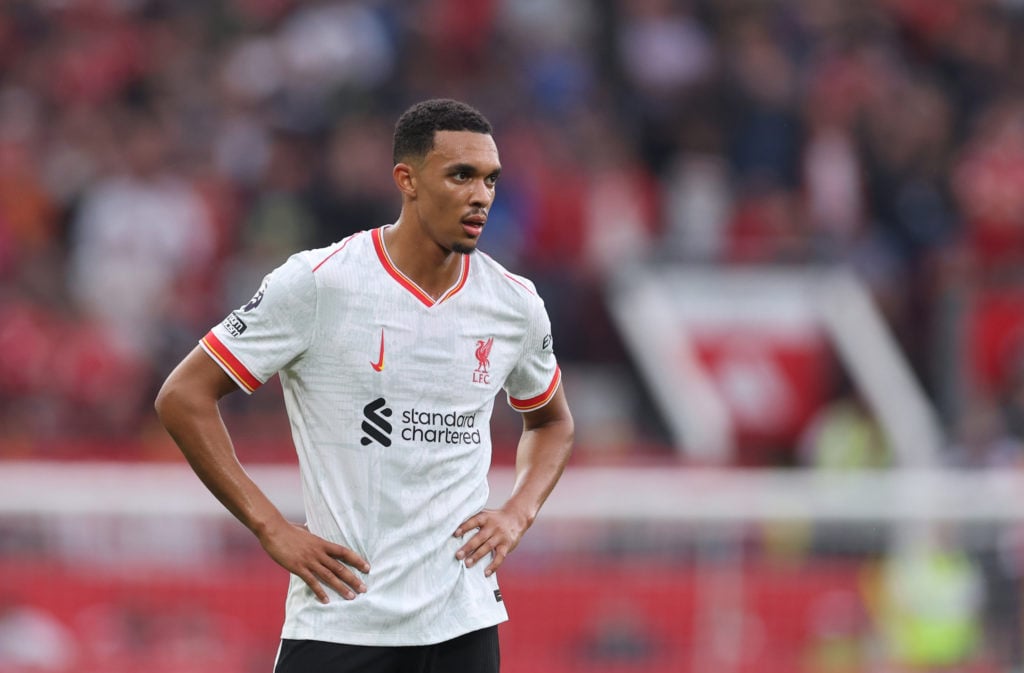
[452,241,477,255]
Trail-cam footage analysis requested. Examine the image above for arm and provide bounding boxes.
[154,346,369,603]
[455,384,574,576]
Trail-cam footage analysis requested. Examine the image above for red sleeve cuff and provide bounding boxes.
[200,331,262,393]
[510,366,561,412]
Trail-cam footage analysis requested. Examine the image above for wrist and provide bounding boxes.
[249,510,289,542]
[504,499,537,530]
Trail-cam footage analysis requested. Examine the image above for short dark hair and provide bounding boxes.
[392,99,492,164]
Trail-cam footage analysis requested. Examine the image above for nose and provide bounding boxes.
[469,178,493,208]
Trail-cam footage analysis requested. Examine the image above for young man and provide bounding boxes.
[154,99,574,673]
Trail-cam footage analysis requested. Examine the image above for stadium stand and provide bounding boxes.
[2,1,1024,671]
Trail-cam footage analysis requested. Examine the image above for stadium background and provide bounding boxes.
[2,0,1024,671]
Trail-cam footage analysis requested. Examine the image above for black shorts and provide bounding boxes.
[274,626,500,673]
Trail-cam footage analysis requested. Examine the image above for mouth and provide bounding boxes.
[461,215,486,237]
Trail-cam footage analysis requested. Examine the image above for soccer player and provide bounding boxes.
[154,98,574,673]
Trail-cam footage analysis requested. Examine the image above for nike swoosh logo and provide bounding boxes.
[370,329,385,372]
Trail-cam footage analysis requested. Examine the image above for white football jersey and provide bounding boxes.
[201,226,561,646]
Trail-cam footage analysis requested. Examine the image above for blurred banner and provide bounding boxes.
[608,267,945,467]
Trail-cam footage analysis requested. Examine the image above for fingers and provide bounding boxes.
[485,546,508,577]
[453,513,482,538]
[454,513,517,577]
[269,528,370,604]
[298,551,370,604]
[477,544,506,573]
[327,542,371,574]
[457,534,510,576]
[324,545,370,600]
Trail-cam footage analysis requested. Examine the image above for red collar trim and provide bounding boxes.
[372,227,470,307]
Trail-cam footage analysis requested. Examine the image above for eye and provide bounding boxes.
[486,174,499,187]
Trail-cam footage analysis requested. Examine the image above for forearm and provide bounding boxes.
[156,359,370,603]
[160,399,284,535]
[155,351,289,539]
[505,413,574,526]
[455,400,572,574]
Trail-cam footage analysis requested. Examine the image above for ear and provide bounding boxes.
[393,163,417,199]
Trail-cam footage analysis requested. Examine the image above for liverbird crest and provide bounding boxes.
[474,337,494,373]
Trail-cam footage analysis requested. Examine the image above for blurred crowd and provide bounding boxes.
[1,0,1024,464]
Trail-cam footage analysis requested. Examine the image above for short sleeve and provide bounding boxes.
[504,295,561,412]
[200,255,316,393]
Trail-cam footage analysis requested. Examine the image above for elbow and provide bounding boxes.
[154,375,202,429]
[153,377,179,427]
[558,413,575,460]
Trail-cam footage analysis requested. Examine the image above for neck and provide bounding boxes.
[382,220,464,300]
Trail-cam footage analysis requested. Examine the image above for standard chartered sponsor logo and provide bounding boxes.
[360,398,393,446]
[401,408,481,444]
[359,399,482,446]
